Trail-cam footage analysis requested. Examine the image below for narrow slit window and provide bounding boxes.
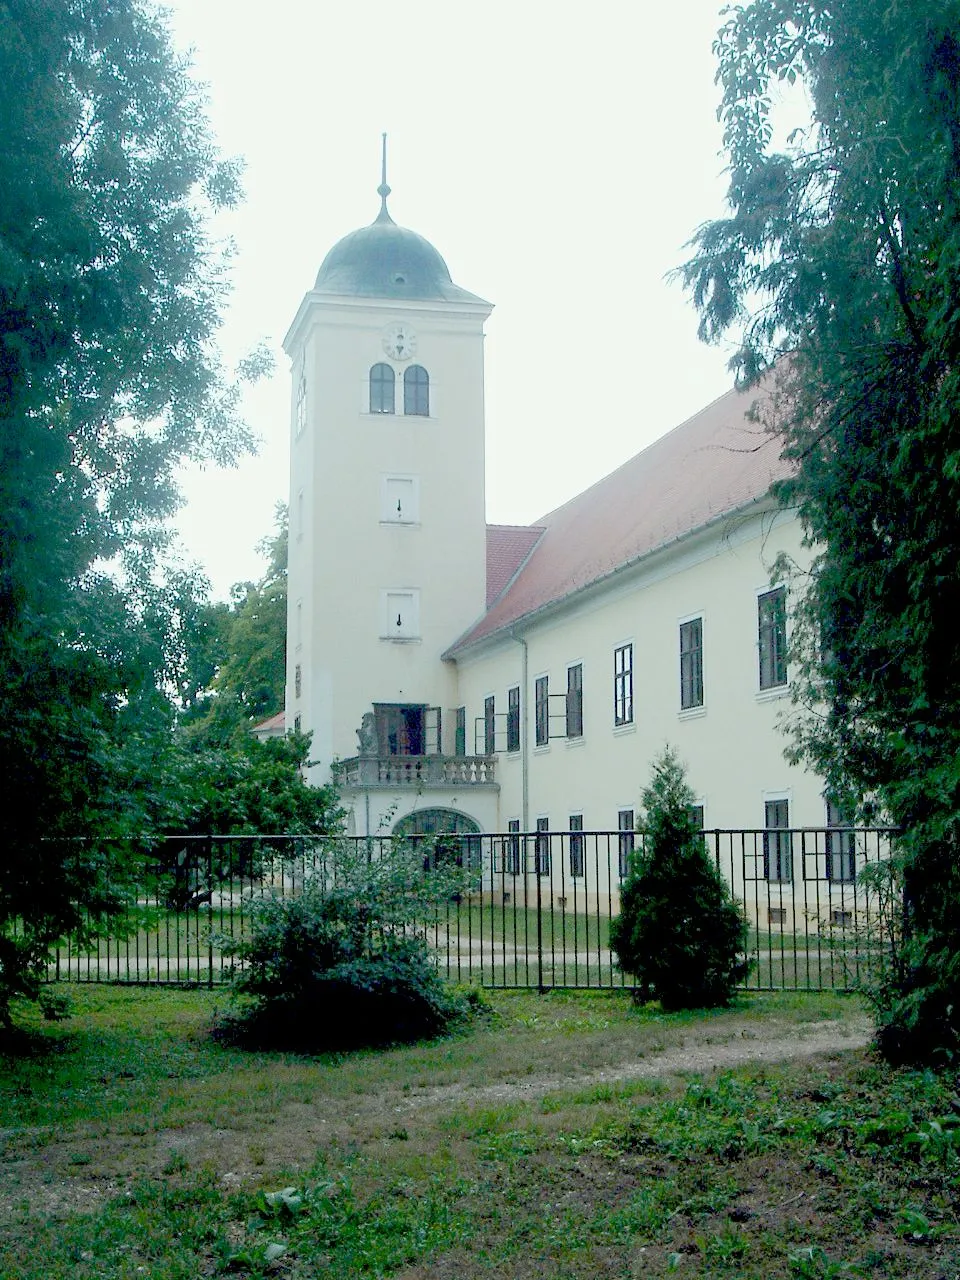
[569,815,584,878]
[484,695,496,755]
[680,618,703,709]
[566,663,583,738]
[614,643,633,725]
[535,675,549,746]
[618,809,635,879]
[826,800,857,883]
[507,686,520,752]
[535,817,551,875]
[758,587,788,689]
[764,798,792,882]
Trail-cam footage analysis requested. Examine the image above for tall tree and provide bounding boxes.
[164,508,342,845]
[178,505,287,746]
[680,0,960,1062]
[0,0,257,1025]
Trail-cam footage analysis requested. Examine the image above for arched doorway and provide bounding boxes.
[393,808,482,872]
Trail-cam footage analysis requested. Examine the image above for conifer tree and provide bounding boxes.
[610,748,748,1010]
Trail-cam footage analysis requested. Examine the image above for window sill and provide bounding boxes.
[612,721,636,737]
[565,735,585,749]
[505,749,521,761]
[362,412,434,422]
[533,744,551,756]
[379,520,421,529]
[756,684,790,704]
[379,636,422,645]
[678,705,706,721]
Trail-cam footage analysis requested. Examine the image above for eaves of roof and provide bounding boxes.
[446,491,784,660]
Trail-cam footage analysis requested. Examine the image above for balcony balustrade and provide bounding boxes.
[333,754,496,788]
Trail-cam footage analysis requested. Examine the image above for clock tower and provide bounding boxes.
[283,145,494,831]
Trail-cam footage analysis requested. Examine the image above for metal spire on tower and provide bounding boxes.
[376,132,394,223]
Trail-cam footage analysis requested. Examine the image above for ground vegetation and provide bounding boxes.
[1,986,955,1278]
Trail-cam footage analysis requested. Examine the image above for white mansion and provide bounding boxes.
[279,167,831,872]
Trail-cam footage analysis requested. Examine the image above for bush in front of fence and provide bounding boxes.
[610,748,749,1010]
[218,837,473,1050]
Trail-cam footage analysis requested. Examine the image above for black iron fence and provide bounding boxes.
[48,828,899,993]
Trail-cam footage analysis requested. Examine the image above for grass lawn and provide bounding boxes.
[0,986,957,1277]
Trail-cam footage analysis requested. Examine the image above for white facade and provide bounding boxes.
[284,179,830,865]
[283,195,492,813]
[453,506,819,839]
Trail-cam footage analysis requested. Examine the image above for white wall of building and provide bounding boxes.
[454,503,821,837]
[284,293,491,780]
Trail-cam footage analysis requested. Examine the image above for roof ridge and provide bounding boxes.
[532,382,744,525]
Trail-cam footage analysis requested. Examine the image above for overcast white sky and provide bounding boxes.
[168,0,743,599]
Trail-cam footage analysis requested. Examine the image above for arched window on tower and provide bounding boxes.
[369,363,395,414]
[403,365,429,416]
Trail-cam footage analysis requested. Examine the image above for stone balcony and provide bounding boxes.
[333,754,497,789]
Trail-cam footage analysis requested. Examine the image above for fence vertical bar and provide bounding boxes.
[536,846,544,993]
[207,837,215,988]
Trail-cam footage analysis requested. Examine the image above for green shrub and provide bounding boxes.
[610,747,749,1010]
[858,837,960,1067]
[221,837,471,1050]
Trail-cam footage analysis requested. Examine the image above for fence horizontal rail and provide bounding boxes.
[45,828,899,993]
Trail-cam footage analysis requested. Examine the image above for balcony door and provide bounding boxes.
[373,703,441,756]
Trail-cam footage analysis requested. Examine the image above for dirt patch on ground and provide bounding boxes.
[0,1010,873,1223]
[391,1014,872,1111]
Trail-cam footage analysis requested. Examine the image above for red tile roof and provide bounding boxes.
[251,710,285,735]
[450,381,790,655]
[486,524,545,606]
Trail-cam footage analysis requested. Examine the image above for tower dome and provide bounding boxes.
[313,143,486,304]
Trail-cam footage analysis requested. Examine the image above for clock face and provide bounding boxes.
[382,322,417,362]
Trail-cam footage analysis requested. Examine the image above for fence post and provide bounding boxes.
[207,836,215,990]
[535,841,545,993]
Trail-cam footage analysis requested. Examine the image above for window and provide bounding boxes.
[380,589,420,639]
[535,817,551,875]
[369,362,395,414]
[294,713,302,733]
[680,617,703,709]
[758,587,788,689]
[404,364,429,416]
[764,798,792,882]
[296,487,304,541]
[506,819,521,875]
[483,695,495,755]
[618,809,635,879]
[535,675,549,746]
[826,800,857,883]
[295,368,307,436]
[507,685,520,752]
[381,475,418,523]
[566,663,583,738]
[688,804,704,832]
[455,706,466,757]
[569,814,584,878]
[614,643,633,726]
[294,663,302,699]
